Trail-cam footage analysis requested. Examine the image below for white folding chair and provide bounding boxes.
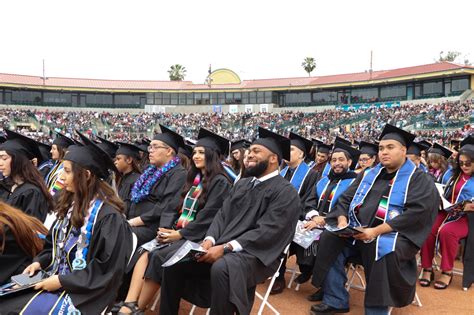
[345,263,366,292]
[286,266,301,291]
[254,243,291,315]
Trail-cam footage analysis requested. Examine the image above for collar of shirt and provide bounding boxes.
[252,169,279,183]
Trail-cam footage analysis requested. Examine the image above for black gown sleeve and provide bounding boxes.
[9,186,49,222]
[140,169,186,227]
[325,172,364,225]
[0,226,32,284]
[33,222,55,269]
[386,171,439,248]
[58,211,133,313]
[179,176,231,242]
[299,169,318,203]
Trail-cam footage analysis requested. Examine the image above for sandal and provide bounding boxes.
[419,268,434,287]
[110,301,125,314]
[434,271,453,290]
[117,301,140,315]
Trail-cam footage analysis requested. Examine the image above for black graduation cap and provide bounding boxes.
[312,138,332,154]
[450,139,462,151]
[0,129,42,160]
[36,141,52,162]
[333,140,361,170]
[53,132,75,149]
[178,144,194,159]
[429,143,453,159]
[231,139,251,152]
[64,130,118,180]
[153,125,185,153]
[460,135,474,149]
[116,142,145,160]
[96,136,119,159]
[407,141,431,157]
[335,136,352,147]
[379,124,415,147]
[359,141,378,156]
[289,132,313,156]
[196,128,230,156]
[418,140,433,150]
[353,140,361,146]
[253,127,291,161]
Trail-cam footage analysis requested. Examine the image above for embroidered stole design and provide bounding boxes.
[280,162,312,194]
[45,161,65,196]
[348,160,416,261]
[176,174,203,229]
[316,175,355,214]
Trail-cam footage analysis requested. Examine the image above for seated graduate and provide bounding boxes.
[406,141,431,172]
[300,140,359,299]
[115,128,232,314]
[126,125,187,246]
[428,143,453,184]
[0,130,54,222]
[420,136,474,290]
[0,131,134,314]
[230,139,251,183]
[0,201,48,285]
[177,142,194,171]
[272,132,319,294]
[114,142,144,210]
[45,132,75,197]
[309,124,439,315]
[33,141,54,179]
[355,141,378,174]
[159,127,301,315]
[310,139,332,182]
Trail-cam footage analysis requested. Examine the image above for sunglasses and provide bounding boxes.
[459,161,472,167]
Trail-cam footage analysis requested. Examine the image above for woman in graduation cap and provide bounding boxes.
[45,132,75,197]
[229,140,250,180]
[114,128,232,314]
[355,141,378,174]
[0,201,48,285]
[0,132,134,314]
[428,143,453,183]
[0,130,54,222]
[114,142,144,212]
[420,139,474,290]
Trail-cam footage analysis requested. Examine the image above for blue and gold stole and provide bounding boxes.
[348,159,417,261]
[280,162,312,194]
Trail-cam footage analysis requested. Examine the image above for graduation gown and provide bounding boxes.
[160,175,301,315]
[117,171,140,212]
[4,183,50,222]
[312,166,438,308]
[282,164,319,204]
[128,165,187,246]
[144,174,232,283]
[0,226,33,285]
[0,203,134,315]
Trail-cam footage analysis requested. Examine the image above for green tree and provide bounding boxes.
[302,57,316,77]
[168,64,187,81]
[437,51,470,65]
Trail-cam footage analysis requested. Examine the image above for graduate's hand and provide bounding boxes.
[304,217,325,230]
[23,262,41,276]
[197,245,224,263]
[34,275,62,292]
[337,216,348,229]
[353,227,378,242]
[463,202,474,212]
[158,228,182,243]
[200,239,214,251]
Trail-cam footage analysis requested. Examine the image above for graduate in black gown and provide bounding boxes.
[114,129,232,314]
[114,142,144,211]
[272,132,318,294]
[159,127,301,315]
[34,141,54,179]
[0,131,134,314]
[310,124,439,315]
[0,130,54,222]
[311,139,332,182]
[0,201,48,285]
[127,125,187,246]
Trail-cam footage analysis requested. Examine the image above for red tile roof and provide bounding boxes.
[0,62,471,91]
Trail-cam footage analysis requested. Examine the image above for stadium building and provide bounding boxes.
[0,62,472,112]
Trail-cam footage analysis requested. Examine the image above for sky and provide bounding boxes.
[0,0,472,83]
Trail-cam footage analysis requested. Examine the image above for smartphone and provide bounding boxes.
[11,271,46,287]
[158,232,170,237]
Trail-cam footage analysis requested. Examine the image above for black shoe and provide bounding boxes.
[307,289,324,302]
[310,303,349,314]
[270,278,286,295]
[295,272,312,284]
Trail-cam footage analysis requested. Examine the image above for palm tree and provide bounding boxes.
[302,57,316,77]
[168,64,187,81]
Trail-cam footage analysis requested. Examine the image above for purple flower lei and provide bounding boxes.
[131,156,181,204]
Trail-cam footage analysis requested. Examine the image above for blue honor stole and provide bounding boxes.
[280,162,312,194]
[322,162,331,177]
[348,159,417,261]
[441,166,453,185]
[222,162,237,182]
[419,163,428,173]
[316,175,355,213]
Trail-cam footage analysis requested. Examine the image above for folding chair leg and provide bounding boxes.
[412,292,422,307]
[189,305,197,315]
[150,288,161,311]
[255,291,280,315]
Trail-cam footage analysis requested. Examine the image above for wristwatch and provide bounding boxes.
[223,243,233,255]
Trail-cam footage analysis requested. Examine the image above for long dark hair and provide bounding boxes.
[56,162,124,228]
[230,148,245,173]
[53,144,66,161]
[8,150,54,213]
[180,148,230,209]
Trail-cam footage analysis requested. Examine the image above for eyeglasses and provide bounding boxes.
[359,158,372,163]
[459,161,472,167]
[148,145,170,152]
